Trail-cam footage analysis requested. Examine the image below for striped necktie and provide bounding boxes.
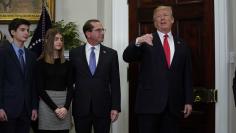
[18,49,25,73]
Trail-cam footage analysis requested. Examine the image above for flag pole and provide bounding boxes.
[28,0,52,57]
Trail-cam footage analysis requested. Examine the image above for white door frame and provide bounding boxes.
[214,0,229,133]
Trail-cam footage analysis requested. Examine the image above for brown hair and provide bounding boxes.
[83,19,100,38]
[38,28,65,64]
[8,18,30,37]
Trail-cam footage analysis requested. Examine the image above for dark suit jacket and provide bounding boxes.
[233,69,236,106]
[0,41,38,118]
[69,44,121,117]
[123,32,193,117]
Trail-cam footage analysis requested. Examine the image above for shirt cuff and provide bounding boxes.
[135,38,141,47]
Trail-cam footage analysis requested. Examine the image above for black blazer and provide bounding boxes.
[0,41,38,118]
[123,32,193,117]
[233,69,236,106]
[69,44,121,117]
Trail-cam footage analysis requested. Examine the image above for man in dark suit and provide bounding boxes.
[123,5,193,133]
[69,19,121,133]
[0,18,38,133]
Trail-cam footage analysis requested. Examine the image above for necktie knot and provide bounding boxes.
[18,49,25,74]
[91,47,95,51]
[164,34,168,38]
[18,49,24,55]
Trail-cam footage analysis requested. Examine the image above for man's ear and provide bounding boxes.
[10,30,15,36]
[171,17,174,24]
[85,32,90,39]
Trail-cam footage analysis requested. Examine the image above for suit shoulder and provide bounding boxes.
[26,49,37,59]
[0,41,11,55]
[101,45,117,54]
[70,45,84,53]
[0,40,11,49]
[174,36,188,46]
[0,40,10,48]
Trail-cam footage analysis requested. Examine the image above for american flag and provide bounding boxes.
[28,4,52,58]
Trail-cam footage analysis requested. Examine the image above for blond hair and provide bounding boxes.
[153,5,173,20]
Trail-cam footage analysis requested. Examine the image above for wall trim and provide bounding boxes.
[111,0,129,133]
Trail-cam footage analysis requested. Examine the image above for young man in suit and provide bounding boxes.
[69,19,121,133]
[123,5,193,133]
[0,18,38,133]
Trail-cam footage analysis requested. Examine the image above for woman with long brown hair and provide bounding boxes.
[37,28,73,133]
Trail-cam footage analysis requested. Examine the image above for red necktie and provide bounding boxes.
[163,34,170,67]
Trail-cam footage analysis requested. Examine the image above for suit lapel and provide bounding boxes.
[8,44,24,75]
[94,44,106,76]
[170,36,181,69]
[81,44,107,76]
[81,45,92,76]
[24,48,31,77]
[152,32,169,68]
[152,32,161,47]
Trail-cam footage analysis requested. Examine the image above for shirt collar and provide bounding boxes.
[86,43,100,51]
[12,42,25,55]
[157,30,172,39]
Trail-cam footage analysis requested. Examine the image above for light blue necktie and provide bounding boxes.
[89,47,96,75]
[18,49,25,74]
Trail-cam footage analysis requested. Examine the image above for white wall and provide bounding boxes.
[55,0,97,42]
[228,0,236,132]
[0,25,11,41]
[55,0,112,47]
[111,1,129,133]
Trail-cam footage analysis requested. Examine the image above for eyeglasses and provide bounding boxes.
[92,28,106,33]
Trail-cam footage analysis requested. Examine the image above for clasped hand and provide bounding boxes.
[0,109,7,121]
[55,107,68,119]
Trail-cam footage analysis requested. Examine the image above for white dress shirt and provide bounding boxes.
[157,31,175,64]
[85,43,100,66]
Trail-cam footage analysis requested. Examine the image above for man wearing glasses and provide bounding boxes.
[69,19,121,133]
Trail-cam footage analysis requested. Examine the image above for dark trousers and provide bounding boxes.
[0,115,31,133]
[74,114,111,133]
[0,104,31,133]
[39,129,69,133]
[31,119,39,133]
[137,110,180,133]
